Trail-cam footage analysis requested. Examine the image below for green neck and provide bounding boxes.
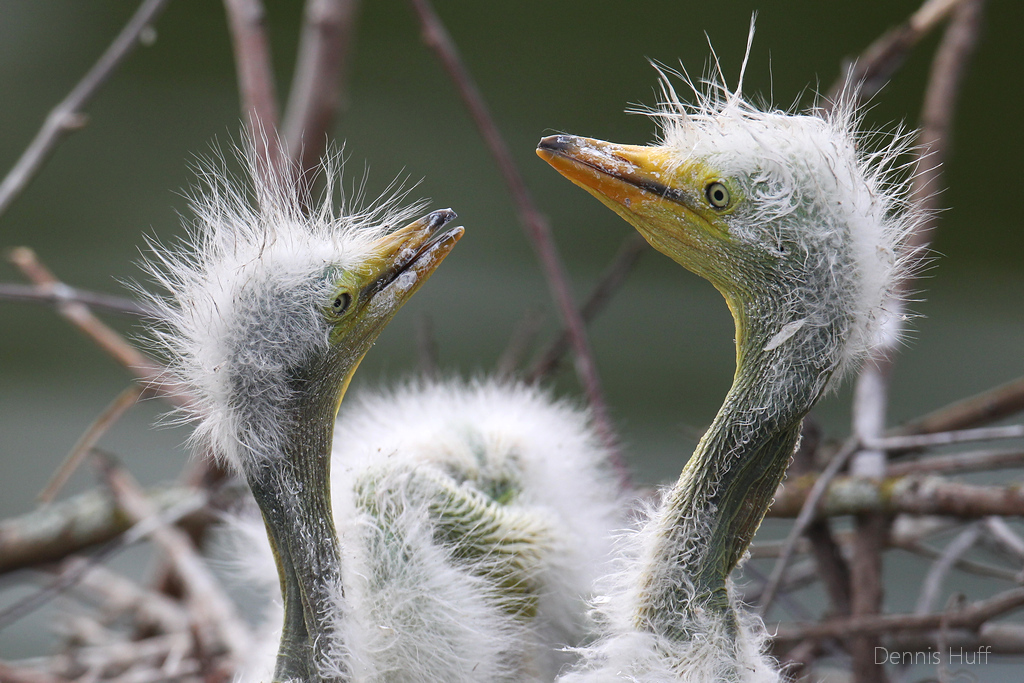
[245,361,352,683]
[633,298,834,639]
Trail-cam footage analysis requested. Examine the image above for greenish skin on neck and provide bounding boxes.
[247,353,355,683]
[633,296,832,639]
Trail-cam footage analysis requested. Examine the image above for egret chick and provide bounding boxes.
[539,60,919,681]
[144,149,462,681]
[146,148,621,683]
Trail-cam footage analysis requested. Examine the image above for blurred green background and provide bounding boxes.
[1,0,1022,672]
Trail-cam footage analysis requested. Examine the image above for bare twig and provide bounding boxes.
[916,524,982,614]
[823,0,969,110]
[495,308,546,380]
[773,586,1024,641]
[283,0,361,178]
[908,0,986,253]
[982,517,1024,564]
[7,248,187,407]
[406,0,618,461]
[867,425,1024,451]
[414,313,439,380]
[898,538,1019,583]
[222,0,284,179]
[38,384,149,503]
[528,233,649,383]
[9,633,196,682]
[0,283,154,317]
[888,448,1024,476]
[0,0,172,218]
[896,375,1024,436]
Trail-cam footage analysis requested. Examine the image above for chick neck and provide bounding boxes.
[246,350,356,683]
[634,274,847,640]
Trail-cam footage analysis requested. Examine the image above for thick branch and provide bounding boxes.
[283,0,361,178]
[770,474,1024,518]
[0,485,207,575]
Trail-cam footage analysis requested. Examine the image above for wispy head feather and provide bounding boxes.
[637,55,923,386]
[140,142,426,473]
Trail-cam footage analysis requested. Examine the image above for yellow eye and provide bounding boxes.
[705,182,730,209]
[330,292,352,316]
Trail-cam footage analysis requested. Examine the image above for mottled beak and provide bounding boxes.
[365,208,464,299]
[537,135,690,211]
[538,134,732,290]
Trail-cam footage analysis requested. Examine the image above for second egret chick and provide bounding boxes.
[539,50,919,681]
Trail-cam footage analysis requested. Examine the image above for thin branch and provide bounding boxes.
[38,384,149,503]
[915,523,982,614]
[0,282,154,317]
[0,0,173,218]
[406,0,619,461]
[414,313,439,380]
[773,586,1024,641]
[7,247,188,407]
[528,233,649,383]
[867,424,1024,451]
[495,308,546,380]
[907,0,986,253]
[895,538,1018,583]
[283,0,361,178]
[823,0,969,110]
[982,517,1024,563]
[222,0,284,180]
[896,375,1024,436]
[888,448,1024,476]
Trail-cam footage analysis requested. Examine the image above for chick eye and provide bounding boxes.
[330,292,352,316]
[705,182,730,209]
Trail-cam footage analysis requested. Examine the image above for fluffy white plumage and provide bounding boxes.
[142,152,424,474]
[230,378,622,682]
[647,64,921,383]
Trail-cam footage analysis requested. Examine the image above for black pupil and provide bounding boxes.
[334,293,350,312]
[713,188,725,203]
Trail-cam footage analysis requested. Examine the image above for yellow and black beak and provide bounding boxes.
[539,133,747,311]
[365,208,464,300]
[537,134,689,211]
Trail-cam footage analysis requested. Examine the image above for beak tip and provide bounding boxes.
[537,135,576,154]
[426,208,457,229]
